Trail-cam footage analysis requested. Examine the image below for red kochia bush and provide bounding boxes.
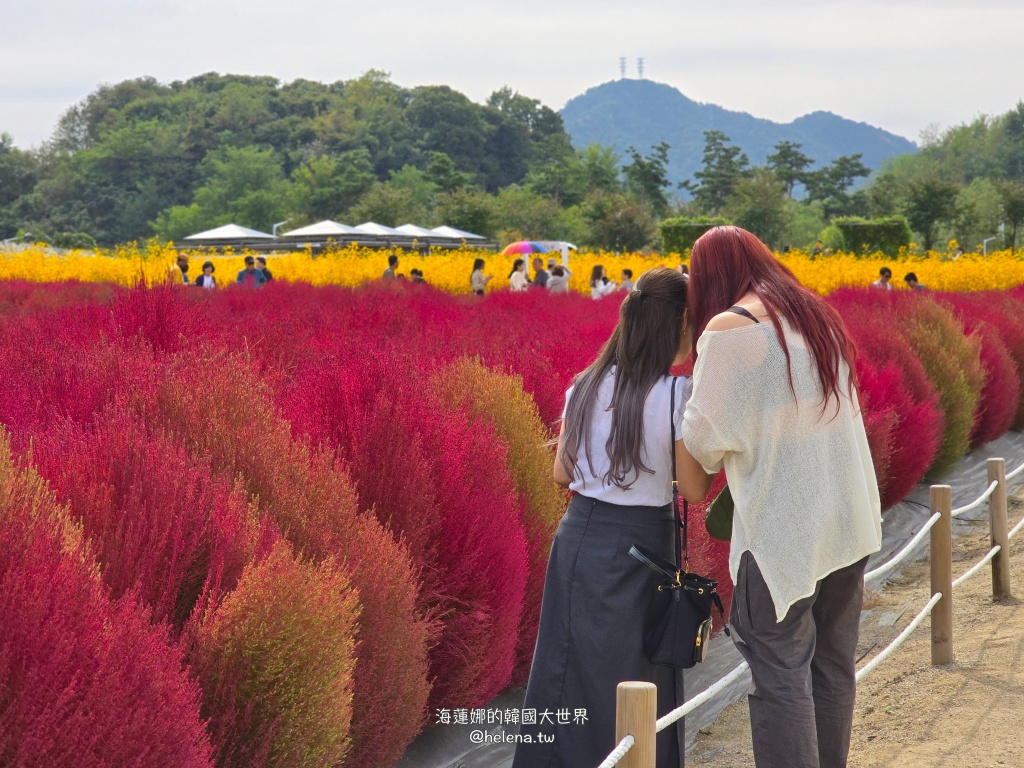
[0,428,212,767]
[937,292,1021,446]
[147,352,432,768]
[287,348,530,711]
[30,410,277,632]
[431,358,568,687]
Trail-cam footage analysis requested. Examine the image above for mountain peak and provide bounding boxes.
[560,81,917,186]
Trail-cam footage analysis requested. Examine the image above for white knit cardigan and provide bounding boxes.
[680,320,882,621]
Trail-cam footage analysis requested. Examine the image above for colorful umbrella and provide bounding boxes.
[500,241,549,256]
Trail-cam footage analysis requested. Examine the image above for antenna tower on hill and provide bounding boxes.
[619,57,627,79]
[637,57,645,79]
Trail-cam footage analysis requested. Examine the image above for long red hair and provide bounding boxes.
[688,226,858,406]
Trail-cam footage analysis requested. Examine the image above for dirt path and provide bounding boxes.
[689,493,1024,768]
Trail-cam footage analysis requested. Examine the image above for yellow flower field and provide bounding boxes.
[2,242,1023,295]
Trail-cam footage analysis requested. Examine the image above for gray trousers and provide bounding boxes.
[730,551,868,768]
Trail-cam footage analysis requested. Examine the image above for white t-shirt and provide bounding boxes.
[564,371,692,507]
[591,280,618,299]
[680,319,882,621]
[509,271,529,292]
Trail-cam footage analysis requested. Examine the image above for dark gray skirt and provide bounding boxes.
[512,494,685,768]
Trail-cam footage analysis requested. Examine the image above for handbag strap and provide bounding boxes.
[669,376,688,572]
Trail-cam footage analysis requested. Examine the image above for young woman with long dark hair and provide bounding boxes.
[677,226,882,768]
[513,267,690,768]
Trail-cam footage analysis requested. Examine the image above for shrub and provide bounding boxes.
[0,428,212,767]
[431,358,568,686]
[148,352,433,768]
[829,288,980,477]
[938,292,1023,442]
[30,410,276,632]
[191,541,359,768]
[289,349,529,710]
[893,294,985,474]
[832,216,913,257]
[660,216,730,254]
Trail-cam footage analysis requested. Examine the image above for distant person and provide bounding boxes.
[590,265,617,299]
[471,258,493,296]
[383,254,399,279]
[547,257,558,272]
[195,261,217,289]
[952,245,965,260]
[904,272,926,291]
[532,257,550,289]
[547,265,570,294]
[410,268,427,284]
[236,256,267,288]
[871,267,894,291]
[619,268,635,292]
[256,256,273,283]
[509,258,529,292]
[812,240,824,259]
[676,263,688,276]
[169,254,190,285]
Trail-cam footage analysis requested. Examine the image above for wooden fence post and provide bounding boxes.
[930,484,954,665]
[988,458,1012,600]
[616,681,656,768]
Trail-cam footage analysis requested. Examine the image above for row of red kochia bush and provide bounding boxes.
[0,279,1021,768]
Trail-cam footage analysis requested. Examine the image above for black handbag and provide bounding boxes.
[629,376,727,669]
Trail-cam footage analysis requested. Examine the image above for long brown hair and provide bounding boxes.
[561,268,688,488]
[688,226,857,408]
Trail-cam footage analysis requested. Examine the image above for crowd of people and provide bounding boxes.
[168,254,274,289]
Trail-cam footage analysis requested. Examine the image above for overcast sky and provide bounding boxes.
[2,0,1023,149]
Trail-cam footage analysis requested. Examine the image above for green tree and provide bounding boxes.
[682,130,749,214]
[493,186,565,241]
[901,176,960,251]
[434,188,496,238]
[153,145,290,239]
[425,151,473,193]
[290,151,375,220]
[622,142,671,217]
[995,178,1024,251]
[583,191,656,252]
[724,167,793,248]
[766,141,814,198]
[804,154,871,218]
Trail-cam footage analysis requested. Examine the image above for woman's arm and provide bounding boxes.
[552,418,573,487]
[675,439,714,503]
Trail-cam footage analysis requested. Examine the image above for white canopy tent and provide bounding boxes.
[395,223,437,238]
[280,220,360,238]
[355,222,405,237]
[183,223,275,240]
[430,225,485,240]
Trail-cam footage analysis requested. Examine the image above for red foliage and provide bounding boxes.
[288,348,530,710]
[937,292,1022,445]
[146,352,434,768]
[0,429,212,767]
[30,410,277,633]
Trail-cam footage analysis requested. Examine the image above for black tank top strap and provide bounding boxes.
[727,306,760,323]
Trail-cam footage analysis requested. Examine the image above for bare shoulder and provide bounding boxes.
[705,310,754,332]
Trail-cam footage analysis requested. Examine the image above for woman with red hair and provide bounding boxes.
[676,226,882,768]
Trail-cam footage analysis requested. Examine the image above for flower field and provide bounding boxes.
[3,242,1024,295]
[1,274,1023,767]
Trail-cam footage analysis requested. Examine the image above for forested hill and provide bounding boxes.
[560,79,918,187]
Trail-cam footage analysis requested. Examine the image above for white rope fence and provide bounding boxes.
[952,479,999,517]
[953,545,1001,588]
[855,592,943,681]
[596,735,634,768]
[655,661,750,733]
[595,456,1024,768]
[864,512,941,583]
